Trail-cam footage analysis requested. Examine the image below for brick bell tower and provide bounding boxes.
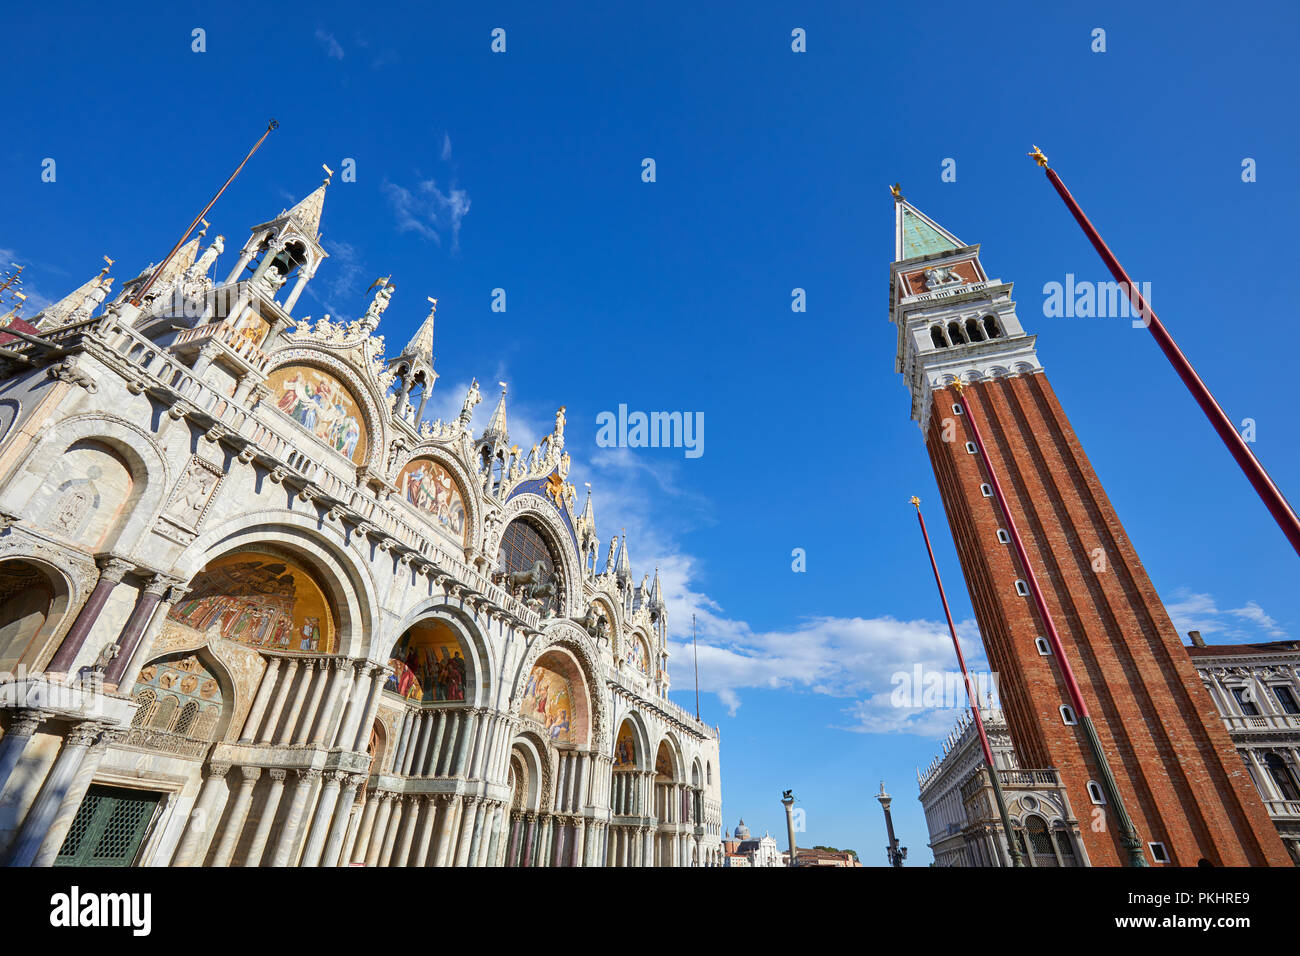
[889,189,1291,867]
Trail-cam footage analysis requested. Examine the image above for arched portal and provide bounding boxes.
[520,648,590,748]
[127,649,232,748]
[0,559,65,673]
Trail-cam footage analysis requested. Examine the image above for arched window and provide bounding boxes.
[155,695,179,732]
[1054,830,1077,866]
[983,315,1001,338]
[930,326,947,349]
[1087,780,1106,804]
[1060,704,1077,726]
[130,688,158,728]
[498,519,562,615]
[965,318,985,342]
[947,321,967,345]
[173,700,200,737]
[1024,815,1056,864]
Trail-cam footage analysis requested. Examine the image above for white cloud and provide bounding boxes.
[382,178,472,251]
[1165,589,1289,642]
[441,134,453,162]
[315,28,344,60]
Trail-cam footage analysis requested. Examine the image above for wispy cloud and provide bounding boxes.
[303,239,367,319]
[382,178,471,251]
[315,28,344,60]
[1166,589,1289,641]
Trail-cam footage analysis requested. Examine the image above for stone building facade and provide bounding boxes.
[890,193,1291,866]
[918,706,1086,867]
[1185,634,1300,864]
[0,174,724,867]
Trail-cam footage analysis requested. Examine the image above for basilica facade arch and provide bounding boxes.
[0,175,721,868]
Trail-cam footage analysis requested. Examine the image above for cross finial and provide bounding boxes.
[951,380,964,394]
[1028,145,1049,168]
[910,495,921,510]
[322,163,335,185]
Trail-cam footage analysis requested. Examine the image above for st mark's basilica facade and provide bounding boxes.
[0,173,725,867]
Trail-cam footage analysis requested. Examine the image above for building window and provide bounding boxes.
[983,315,1001,339]
[996,529,1010,543]
[1149,842,1170,864]
[1087,781,1106,804]
[1035,637,1051,655]
[1264,753,1300,801]
[952,403,963,415]
[1231,686,1260,717]
[1060,705,1077,726]
[1015,580,1030,596]
[931,326,948,349]
[980,483,993,497]
[965,317,986,342]
[1272,685,1300,715]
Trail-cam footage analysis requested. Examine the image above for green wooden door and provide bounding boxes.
[54,785,162,867]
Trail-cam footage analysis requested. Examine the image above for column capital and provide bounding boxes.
[323,770,347,785]
[96,556,135,583]
[8,710,52,736]
[207,761,233,779]
[345,773,366,789]
[66,721,105,748]
[297,768,323,783]
[268,768,288,782]
[240,766,263,783]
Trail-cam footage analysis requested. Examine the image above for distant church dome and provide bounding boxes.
[734,819,751,840]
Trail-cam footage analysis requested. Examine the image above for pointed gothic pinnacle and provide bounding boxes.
[1028,145,1050,169]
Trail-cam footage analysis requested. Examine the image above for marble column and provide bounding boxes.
[437,712,460,776]
[242,769,287,866]
[364,793,395,867]
[350,791,380,865]
[311,660,352,746]
[321,774,362,866]
[258,658,299,743]
[453,710,478,777]
[277,661,314,744]
[393,795,421,866]
[210,766,262,866]
[238,658,282,743]
[432,795,460,866]
[425,711,448,776]
[172,762,232,867]
[31,727,124,867]
[101,575,172,689]
[331,663,367,750]
[269,769,320,867]
[413,795,439,866]
[292,662,330,745]
[405,713,430,776]
[521,812,537,868]
[351,666,389,752]
[454,798,480,866]
[572,817,586,867]
[0,710,50,800]
[378,794,406,866]
[46,558,132,677]
[391,710,415,773]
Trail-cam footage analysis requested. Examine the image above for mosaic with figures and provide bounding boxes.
[265,364,368,462]
[396,457,466,541]
[386,623,467,702]
[167,551,336,654]
[523,663,574,743]
[130,653,222,739]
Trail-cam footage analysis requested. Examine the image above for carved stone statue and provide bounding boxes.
[359,281,393,332]
[923,265,965,291]
[554,405,566,444]
[91,642,120,673]
[259,267,288,295]
[605,535,618,573]
[460,378,482,422]
[188,235,225,279]
[71,277,112,322]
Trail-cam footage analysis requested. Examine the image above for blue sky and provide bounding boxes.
[3,1,1299,864]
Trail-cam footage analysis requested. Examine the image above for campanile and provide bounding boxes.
[890,191,1290,866]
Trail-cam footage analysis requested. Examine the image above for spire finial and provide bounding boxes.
[890,182,905,203]
[910,495,921,510]
[1028,145,1049,169]
[322,162,335,185]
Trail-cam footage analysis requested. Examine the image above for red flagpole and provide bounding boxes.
[1029,147,1300,560]
[910,495,1022,866]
